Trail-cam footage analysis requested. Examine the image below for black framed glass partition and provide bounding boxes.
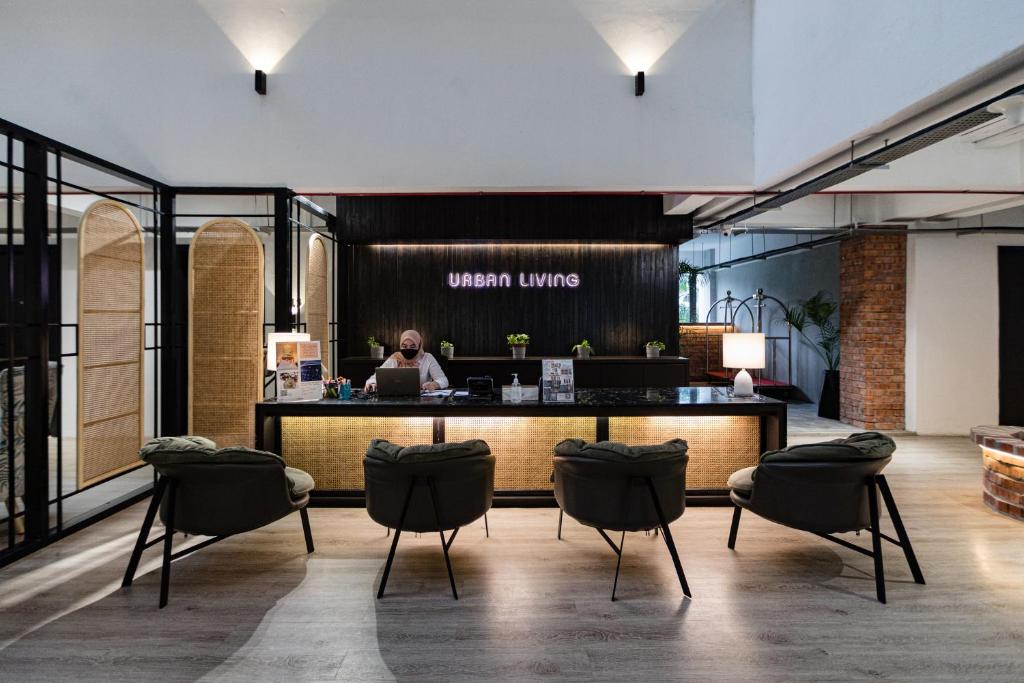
[0,119,337,566]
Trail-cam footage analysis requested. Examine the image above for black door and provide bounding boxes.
[998,247,1024,425]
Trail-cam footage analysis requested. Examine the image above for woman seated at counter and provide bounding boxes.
[364,329,449,392]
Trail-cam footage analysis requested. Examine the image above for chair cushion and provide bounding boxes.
[285,467,315,497]
[727,466,756,495]
[554,438,688,462]
[365,439,491,464]
[140,437,284,467]
[760,432,896,464]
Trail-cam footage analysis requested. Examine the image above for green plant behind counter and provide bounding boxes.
[507,333,530,346]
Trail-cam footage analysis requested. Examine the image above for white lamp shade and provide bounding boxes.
[267,332,310,371]
[722,333,765,370]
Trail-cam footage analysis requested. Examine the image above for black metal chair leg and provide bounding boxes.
[646,478,692,599]
[123,477,167,587]
[427,477,458,600]
[557,509,563,539]
[867,480,886,604]
[159,480,177,609]
[300,506,314,553]
[876,475,925,585]
[377,478,415,599]
[484,512,489,538]
[727,505,742,550]
[611,530,625,601]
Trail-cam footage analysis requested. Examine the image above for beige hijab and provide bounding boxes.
[389,329,425,367]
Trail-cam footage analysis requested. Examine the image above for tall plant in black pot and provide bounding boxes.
[785,292,841,419]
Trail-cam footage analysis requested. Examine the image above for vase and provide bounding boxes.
[646,346,661,358]
[511,345,527,359]
[576,347,591,360]
[370,346,384,360]
[818,369,840,420]
[442,347,454,359]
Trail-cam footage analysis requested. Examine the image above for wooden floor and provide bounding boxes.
[1,435,1022,682]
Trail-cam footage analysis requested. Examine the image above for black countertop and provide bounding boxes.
[257,387,784,418]
[344,355,688,363]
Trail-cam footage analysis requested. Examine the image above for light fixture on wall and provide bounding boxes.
[255,69,267,95]
[722,333,765,397]
[635,71,645,97]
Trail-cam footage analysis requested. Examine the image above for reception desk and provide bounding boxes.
[256,387,786,506]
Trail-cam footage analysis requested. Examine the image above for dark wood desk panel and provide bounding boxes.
[338,356,689,389]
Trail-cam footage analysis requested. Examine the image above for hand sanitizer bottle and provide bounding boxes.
[510,373,522,403]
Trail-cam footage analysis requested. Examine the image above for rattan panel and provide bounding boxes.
[446,417,595,491]
[280,417,434,489]
[80,312,141,367]
[609,416,760,488]
[77,200,145,487]
[189,219,264,448]
[80,413,142,485]
[306,234,330,375]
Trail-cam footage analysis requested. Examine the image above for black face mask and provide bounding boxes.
[400,348,418,360]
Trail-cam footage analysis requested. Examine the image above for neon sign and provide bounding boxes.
[447,272,581,288]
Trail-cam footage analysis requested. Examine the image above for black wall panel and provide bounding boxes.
[998,246,1024,425]
[345,242,678,357]
[336,194,691,242]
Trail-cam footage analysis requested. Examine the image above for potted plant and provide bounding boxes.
[440,340,454,359]
[645,340,666,358]
[507,333,530,359]
[367,336,384,360]
[784,291,840,419]
[572,339,594,359]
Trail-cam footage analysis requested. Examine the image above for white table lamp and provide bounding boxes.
[722,333,765,398]
[267,332,311,371]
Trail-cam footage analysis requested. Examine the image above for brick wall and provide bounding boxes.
[839,234,906,430]
[679,324,734,381]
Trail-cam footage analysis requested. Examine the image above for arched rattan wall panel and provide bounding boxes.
[306,234,330,375]
[77,200,145,488]
[189,219,264,448]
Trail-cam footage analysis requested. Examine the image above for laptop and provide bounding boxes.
[376,367,421,396]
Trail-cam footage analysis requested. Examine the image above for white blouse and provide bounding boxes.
[368,352,449,389]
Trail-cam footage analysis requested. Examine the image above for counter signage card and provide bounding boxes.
[541,358,575,403]
[277,340,322,402]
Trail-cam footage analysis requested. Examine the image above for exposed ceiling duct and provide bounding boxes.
[697,83,1024,232]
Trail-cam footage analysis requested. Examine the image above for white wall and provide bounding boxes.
[752,0,1024,187]
[905,232,1024,435]
[0,0,753,191]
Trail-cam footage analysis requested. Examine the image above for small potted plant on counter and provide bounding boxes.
[507,333,530,359]
[367,336,384,360]
[572,339,594,359]
[645,340,666,358]
[440,340,454,359]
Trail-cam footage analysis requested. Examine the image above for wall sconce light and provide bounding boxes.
[255,69,267,95]
[635,71,645,97]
